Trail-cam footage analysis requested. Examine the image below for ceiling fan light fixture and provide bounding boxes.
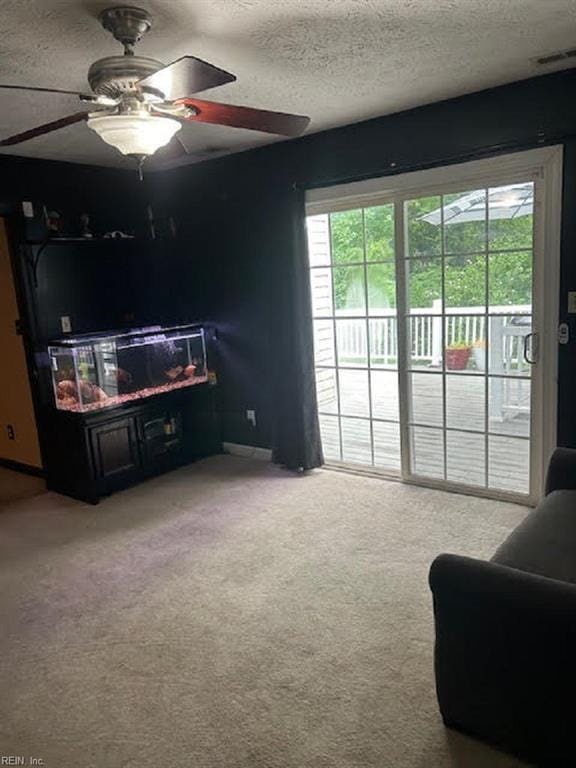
[86,111,181,156]
[0,5,310,163]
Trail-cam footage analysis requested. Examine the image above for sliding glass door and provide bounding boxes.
[402,185,533,495]
[308,205,401,472]
[306,148,560,502]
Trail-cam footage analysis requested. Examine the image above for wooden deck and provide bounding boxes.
[317,370,530,495]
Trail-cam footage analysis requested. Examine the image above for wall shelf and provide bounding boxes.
[25,237,138,245]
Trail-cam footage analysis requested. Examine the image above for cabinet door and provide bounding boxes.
[90,417,141,484]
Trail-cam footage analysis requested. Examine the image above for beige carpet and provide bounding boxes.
[0,466,45,505]
[0,455,530,768]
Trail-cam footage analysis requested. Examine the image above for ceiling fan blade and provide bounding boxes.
[0,112,89,147]
[175,98,310,137]
[0,85,118,109]
[0,84,90,98]
[137,56,236,100]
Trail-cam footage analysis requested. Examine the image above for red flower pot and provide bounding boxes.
[446,347,471,370]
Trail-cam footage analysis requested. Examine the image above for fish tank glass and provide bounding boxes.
[48,324,208,413]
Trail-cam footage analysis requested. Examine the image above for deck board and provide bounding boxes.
[318,370,530,494]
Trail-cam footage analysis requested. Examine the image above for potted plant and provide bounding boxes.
[446,340,472,370]
[472,339,486,371]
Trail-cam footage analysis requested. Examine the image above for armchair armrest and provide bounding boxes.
[429,553,576,764]
[545,447,576,494]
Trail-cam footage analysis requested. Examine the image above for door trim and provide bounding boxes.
[306,146,563,503]
[531,147,562,500]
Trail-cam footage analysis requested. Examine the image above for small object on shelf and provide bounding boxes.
[45,208,62,234]
[22,200,46,240]
[103,230,134,239]
[80,213,93,238]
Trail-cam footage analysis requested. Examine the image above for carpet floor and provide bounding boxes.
[0,466,45,505]
[0,455,530,768]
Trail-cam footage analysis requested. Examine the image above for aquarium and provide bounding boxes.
[48,324,208,413]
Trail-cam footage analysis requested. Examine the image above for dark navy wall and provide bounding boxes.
[557,139,576,447]
[154,68,576,449]
[5,68,576,451]
[0,154,145,228]
[0,154,146,340]
[0,154,220,472]
[0,155,214,342]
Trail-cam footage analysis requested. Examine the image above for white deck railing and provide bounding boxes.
[307,216,531,371]
[329,302,531,371]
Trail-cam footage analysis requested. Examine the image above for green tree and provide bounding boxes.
[329,194,533,312]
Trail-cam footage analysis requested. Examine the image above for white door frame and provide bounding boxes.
[306,146,563,504]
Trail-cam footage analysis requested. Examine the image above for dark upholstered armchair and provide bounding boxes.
[429,448,576,767]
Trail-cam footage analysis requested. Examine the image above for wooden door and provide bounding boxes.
[0,219,42,469]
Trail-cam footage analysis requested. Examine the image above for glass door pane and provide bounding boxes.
[308,174,538,501]
[307,207,401,473]
[403,182,534,496]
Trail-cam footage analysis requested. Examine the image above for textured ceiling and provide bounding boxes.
[0,0,575,170]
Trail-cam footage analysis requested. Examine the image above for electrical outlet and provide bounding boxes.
[7,425,15,440]
[246,409,256,427]
[61,315,72,333]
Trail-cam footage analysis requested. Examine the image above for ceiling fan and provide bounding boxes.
[0,5,311,176]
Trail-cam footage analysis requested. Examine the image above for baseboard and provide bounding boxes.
[223,442,272,461]
[0,456,44,477]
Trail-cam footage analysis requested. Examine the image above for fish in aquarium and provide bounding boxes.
[50,325,208,413]
[56,378,108,408]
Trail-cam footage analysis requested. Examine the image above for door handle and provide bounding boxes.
[523,332,538,365]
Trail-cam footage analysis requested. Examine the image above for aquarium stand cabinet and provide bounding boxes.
[42,385,221,503]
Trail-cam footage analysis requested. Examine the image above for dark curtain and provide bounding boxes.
[271,187,324,470]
